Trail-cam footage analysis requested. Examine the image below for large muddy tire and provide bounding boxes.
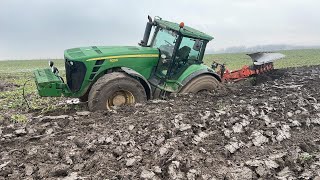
[180,75,220,93]
[88,72,147,111]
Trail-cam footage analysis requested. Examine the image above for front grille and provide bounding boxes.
[65,59,86,92]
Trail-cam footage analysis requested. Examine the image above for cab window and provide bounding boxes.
[176,37,203,62]
[152,28,178,59]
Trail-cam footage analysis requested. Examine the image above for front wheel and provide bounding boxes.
[179,75,221,93]
[88,72,147,111]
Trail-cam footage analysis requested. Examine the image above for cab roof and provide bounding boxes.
[154,18,214,41]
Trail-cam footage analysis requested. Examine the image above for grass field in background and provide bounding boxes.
[0,59,67,117]
[203,49,320,70]
[0,49,319,74]
[0,59,64,73]
[0,49,319,119]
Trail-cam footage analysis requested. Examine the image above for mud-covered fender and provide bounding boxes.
[121,67,152,99]
[178,64,221,89]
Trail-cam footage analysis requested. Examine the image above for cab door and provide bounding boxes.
[151,28,179,78]
[167,37,205,80]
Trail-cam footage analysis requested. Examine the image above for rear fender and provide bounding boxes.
[178,64,221,90]
[121,67,152,99]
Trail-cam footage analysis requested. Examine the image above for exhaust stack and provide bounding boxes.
[139,16,153,47]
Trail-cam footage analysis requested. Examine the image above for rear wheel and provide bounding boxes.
[88,72,147,111]
[180,75,221,93]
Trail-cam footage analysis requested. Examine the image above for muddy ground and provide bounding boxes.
[1,65,320,179]
[0,81,19,92]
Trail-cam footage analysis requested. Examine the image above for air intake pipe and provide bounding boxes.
[139,16,153,47]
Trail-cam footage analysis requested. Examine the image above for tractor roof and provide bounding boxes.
[154,18,214,41]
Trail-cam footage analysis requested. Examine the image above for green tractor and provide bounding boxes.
[34,16,221,111]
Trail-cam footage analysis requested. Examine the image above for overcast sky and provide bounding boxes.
[0,0,319,60]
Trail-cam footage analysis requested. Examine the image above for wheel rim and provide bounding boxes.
[106,90,135,109]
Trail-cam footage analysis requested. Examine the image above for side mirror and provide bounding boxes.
[193,39,202,51]
[49,61,54,67]
[49,60,59,75]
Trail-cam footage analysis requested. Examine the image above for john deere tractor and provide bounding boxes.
[34,16,221,111]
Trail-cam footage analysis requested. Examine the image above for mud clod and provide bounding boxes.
[50,164,70,177]
[140,169,156,179]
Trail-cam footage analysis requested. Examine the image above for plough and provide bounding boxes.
[212,52,285,82]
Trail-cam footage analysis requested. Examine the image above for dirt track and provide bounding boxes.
[1,65,320,179]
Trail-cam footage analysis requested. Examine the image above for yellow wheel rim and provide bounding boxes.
[106,90,135,109]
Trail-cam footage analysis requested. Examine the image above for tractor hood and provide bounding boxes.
[64,46,159,61]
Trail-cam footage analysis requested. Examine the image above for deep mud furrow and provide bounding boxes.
[1,65,320,179]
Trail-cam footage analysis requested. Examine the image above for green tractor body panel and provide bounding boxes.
[155,64,217,93]
[65,46,159,79]
[65,46,159,63]
[176,64,214,84]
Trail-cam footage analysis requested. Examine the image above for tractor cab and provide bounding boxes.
[139,16,214,93]
[151,27,205,80]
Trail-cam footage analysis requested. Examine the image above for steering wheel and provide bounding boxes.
[164,40,173,46]
[159,44,174,57]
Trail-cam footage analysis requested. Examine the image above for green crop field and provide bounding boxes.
[0,59,64,74]
[0,49,319,121]
[0,59,69,120]
[0,49,318,74]
[204,49,320,70]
